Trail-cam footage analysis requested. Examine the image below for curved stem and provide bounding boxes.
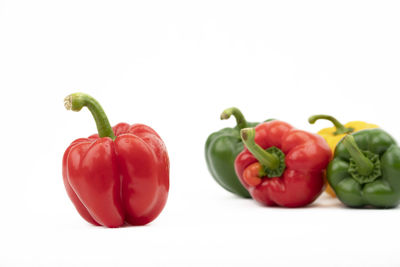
[308,114,354,135]
[220,107,248,129]
[64,93,115,140]
[342,135,373,175]
[240,128,279,170]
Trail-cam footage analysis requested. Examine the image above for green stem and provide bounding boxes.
[64,93,116,140]
[342,135,374,176]
[240,128,279,170]
[308,114,354,135]
[220,107,248,129]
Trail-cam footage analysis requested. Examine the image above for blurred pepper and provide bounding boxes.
[327,129,400,208]
[205,107,272,197]
[308,114,378,197]
[235,120,331,207]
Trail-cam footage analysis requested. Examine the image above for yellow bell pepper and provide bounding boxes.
[308,114,378,197]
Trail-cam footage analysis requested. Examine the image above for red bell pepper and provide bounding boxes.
[235,120,331,207]
[62,93,169,227]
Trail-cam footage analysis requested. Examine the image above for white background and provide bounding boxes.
[1,0,400,266]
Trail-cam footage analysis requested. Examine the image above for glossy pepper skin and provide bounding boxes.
[327,129,400,208]
[309,115,378,197]
[205,107,270,198]
[63,93,169,227]
[235,120,331,207]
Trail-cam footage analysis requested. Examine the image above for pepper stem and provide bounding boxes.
[240,128,280,170]
[220,107,248,130]
[308,114,354,135]
[342,135,374,176]
[64,93,116,140]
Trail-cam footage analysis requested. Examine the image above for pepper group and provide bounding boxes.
[206,107,400,209]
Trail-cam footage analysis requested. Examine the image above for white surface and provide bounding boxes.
[1,0,400,266]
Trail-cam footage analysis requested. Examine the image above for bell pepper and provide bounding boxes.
[327,129,400,208]
[62,93,169,227]
[308,114,378,197]
[235,120,331,207]
[205,108,272,198]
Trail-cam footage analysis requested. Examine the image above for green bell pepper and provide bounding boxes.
[327,128,400,208]
[205,107,267,198]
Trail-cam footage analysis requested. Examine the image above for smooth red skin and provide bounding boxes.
[234,120,331,207]
[62,123,169,227]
